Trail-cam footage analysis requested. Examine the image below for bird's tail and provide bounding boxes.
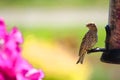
[76,54,85,64]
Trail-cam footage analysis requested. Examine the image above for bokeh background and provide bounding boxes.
[0,0,120,80]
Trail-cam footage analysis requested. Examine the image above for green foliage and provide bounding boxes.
[44,75,71,80]
[90,65,110,80]
[0,0,109,8]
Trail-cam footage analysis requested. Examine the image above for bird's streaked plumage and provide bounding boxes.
[76,23,98,64]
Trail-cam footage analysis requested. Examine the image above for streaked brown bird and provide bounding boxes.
[76,23,98,64]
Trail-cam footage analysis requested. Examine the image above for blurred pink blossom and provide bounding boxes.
[0,17,44,80]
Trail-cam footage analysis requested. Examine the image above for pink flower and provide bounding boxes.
[0,17,44,80]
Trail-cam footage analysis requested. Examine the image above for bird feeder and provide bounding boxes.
[100,0,120,64]
[88,0,120,64]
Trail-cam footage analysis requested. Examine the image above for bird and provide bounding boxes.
[76,23,98,64]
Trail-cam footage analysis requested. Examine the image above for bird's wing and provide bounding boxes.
[79,31,93,56]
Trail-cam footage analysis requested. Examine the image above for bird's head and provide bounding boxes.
[86,23,97,31]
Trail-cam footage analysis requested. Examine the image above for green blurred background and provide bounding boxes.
[1,0,120,80]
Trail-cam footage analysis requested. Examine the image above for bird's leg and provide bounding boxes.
[87,47,106,54]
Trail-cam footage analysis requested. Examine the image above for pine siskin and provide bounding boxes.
[76,23,98,64]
